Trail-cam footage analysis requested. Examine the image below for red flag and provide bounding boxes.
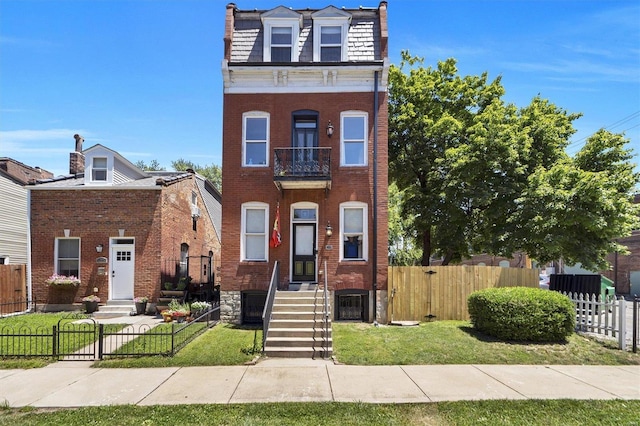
[270,203,282,248]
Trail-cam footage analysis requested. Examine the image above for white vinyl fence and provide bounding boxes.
[563,292,627,350]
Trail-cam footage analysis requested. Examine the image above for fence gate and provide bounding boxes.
[56,317,98,360]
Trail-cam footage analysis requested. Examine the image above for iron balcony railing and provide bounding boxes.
[273,147,331,181]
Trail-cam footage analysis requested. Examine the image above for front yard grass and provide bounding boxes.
[93,323,262,368]
[1,400,639,425]
[332,321,640,365]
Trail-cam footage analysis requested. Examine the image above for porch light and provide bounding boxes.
[96,244,103,253]
[325,222,333,237]
[326,121,334,137]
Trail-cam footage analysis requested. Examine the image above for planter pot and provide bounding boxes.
[174,315,186,323]
[135,302,147,315]
[84,301,99,314]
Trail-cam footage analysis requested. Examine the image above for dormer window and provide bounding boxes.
[261,7,302,62]
[320,26,342,61]
[92,157,107,182]
[312,7,351,62]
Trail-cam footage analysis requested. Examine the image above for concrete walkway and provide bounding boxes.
[0,359,638,407]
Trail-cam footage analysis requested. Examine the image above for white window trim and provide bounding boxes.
[312,19,349,62]
[262,20,300,62]
[54,237,81,277]
[242,111,270,167]
[241,202,269,262]
[339,202,368,261]
[86,155,112,185]
[340,111,368,166]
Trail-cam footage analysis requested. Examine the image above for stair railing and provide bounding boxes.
[262,261,280,352]
[323,260,330,359]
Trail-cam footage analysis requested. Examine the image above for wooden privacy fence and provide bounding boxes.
[0,265,27,315]
[388,265,539,322]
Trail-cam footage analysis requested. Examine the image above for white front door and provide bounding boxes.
[110,240,135,300]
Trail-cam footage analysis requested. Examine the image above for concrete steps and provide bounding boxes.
[263,289,332,359]
[92,300,135,319]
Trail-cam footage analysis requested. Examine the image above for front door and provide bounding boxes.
[110,239,135,300]
[292,223,316,282]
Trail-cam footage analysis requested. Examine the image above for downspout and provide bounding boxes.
[372,70,379,324]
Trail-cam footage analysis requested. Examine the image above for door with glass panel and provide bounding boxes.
[291,207,317,282]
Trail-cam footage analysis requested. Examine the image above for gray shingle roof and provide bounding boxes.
[230,7,383,63]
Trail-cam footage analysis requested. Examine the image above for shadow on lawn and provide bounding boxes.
[458,325,570,346]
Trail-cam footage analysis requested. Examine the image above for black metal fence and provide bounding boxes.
[0,306,220,360]
[0,298,35,317]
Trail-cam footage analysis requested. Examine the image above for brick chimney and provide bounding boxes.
[70,134,85,175]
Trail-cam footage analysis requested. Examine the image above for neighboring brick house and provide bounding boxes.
[0,159,53,266]
[220,2,389,323]
[602,193,640,295]
[28,139,221,311]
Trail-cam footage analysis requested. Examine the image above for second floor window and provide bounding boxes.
[243,112,269,166]
[92,157,107,181]
[341,112,367,166]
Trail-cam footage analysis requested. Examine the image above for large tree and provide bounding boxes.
[389,51,639,268]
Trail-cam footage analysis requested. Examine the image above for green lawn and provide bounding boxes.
[332,321,640,365]
[1,400,638,425]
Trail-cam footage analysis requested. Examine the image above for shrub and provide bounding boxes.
[468,287,575,342]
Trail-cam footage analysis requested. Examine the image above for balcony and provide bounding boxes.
[273,147,331,190]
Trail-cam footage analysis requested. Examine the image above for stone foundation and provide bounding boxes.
[220,290,241,323]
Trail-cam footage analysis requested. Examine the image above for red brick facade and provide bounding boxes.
[221,92,389,295]
[30,175,220,307]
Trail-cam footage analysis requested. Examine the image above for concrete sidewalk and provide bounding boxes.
[0,359,638,408]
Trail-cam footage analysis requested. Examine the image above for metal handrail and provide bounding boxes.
[323,260,330,359]
[262,261,280,352]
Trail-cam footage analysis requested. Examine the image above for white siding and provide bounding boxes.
[0,174,28,264]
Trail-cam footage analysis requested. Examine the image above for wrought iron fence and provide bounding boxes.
[0,306,220,360]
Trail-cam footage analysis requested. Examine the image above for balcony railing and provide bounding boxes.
[273,147,331,189]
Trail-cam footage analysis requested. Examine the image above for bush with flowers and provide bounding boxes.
[45,274,81,286]
[190,301,211,312]
[81,295,100,302]
[134,296,149,303]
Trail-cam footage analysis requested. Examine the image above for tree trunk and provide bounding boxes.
[441,250,454,266]
[421,228,432,266]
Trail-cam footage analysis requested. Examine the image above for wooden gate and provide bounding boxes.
[388,265,538,322]
[0,265,27,315]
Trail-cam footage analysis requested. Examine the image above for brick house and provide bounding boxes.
[28,138,221,311]
[220,2,389,324]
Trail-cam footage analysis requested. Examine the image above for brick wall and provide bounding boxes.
[30,175,220,305]
[221,91,388,293]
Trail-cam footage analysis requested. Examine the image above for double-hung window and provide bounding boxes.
[92,157,107,182]
[261,7,301,62]
[340,202,367,261]
[56,238,80,277]
[243,112,269,166]
[341,112,367,166]
[271,27,293,62]
[320,26,342,61]
[241,202,269,261]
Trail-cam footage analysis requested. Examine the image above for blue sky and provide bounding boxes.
[1,0,639,178]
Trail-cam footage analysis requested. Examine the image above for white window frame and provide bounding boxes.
[242,111,270,167]
[340,111,368,166]
[262,19,300,62]
[312,19,349,62]
[241,202,269,262]
[55,237,81,278]
[91,157,108,182]
[340,202,368,261]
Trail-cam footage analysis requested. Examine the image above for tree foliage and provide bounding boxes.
[388,51,639,269]
[135,159,165,171]
[171,159,222,192]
